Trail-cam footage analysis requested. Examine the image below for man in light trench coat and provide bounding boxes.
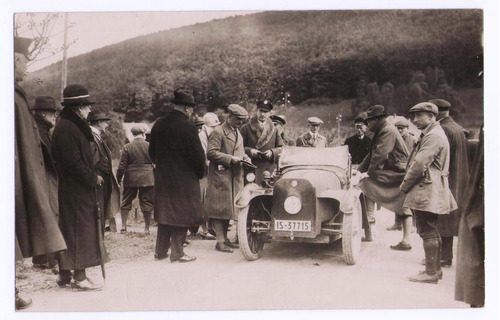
[204,104,251,253]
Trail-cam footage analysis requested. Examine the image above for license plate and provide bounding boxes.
[274,220,311,232]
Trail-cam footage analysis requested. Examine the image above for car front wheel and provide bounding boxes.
[342,197,362,265]
[237,201,269,261]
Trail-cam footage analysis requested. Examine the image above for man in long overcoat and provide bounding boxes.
[357,105,410,246]
[52,84,105,291]
[240,100,283,184]
[401,102,457,284]
[31,96,61,271]
[116,125,155,234]
[149,89,205,263]
[15,36,66,309]
[205,104,251,253]
[430,99,470,268]
[88,111,121,233]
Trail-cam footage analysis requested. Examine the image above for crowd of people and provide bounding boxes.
[14,35,484,310]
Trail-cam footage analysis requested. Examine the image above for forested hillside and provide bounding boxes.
[24,10,483,125]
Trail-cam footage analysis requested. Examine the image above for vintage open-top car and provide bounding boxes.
[235,145,365,265]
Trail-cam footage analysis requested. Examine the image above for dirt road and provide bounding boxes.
[20,209,467,313]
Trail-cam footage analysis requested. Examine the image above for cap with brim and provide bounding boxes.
[428,99,451,111]
[307,117,324,125]
[202,112,221,127]
[394,117,410,128]
[364,105,390,121]
[171,90,197,106]
[227,104,248,119]
[87,111,111,122]
[409,102,439,115]
[32,96,59,112]
[14,37,33,57]
[61,84,95,107]
[194,117,205,126]
[354,112,368,123]
[256,100,273,112]
[131,125,148,135]
[270,115,286,125]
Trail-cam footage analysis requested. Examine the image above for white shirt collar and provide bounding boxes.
[90,126,101,137]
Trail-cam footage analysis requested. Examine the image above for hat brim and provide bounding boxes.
[61,99,95,107]
[364,113,390,121]
[171,100,197,107]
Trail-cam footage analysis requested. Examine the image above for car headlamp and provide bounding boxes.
[284,196,302,214]
[246,173,256,183]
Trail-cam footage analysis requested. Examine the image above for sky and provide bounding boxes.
[15,11,256,72]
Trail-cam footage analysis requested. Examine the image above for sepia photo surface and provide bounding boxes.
[4,1,498,319]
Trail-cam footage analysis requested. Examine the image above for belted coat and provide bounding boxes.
[149,110,205,227]
[400,121,457,214]
[51,107,103,270]
[240,116,283,184]
[437,116,470,236]
[204,122,249,220]
[116,137,155,187]
[15,84,66,260]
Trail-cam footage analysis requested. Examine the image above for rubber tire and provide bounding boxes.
[237,205,265,261]
[342,197,362,265]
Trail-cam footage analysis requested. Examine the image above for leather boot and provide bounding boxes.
[120,209,129,233]
[408,237,439,284]
[362,223,374,241]
[143,211,152,234]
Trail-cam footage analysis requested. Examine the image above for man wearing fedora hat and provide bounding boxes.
[296,117,329,148]
[52,84,106,291]
[357,105,410,245]
[401,102,457,283]
[344,112,371,165]
[149,89,206,263]
[30,96,61,272]
[88,111,120,234]
[14,37,67,308]
[116,124,155,234]
[429,99,469,268]
[241,100,283,185]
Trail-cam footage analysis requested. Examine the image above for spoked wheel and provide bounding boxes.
[342,197,362,265]
[237,200,270,261]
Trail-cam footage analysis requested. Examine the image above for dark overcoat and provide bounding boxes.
[344,134,371,165]
[358,118,408,213]
[34,113,59,222]
[204,122,248,220]
[116,137,155,187]
[240,116,283,184]
[51,107,103,270]
[437,116,470,236]
[149,110,205,227]
[15,84,66,260]
[455,127,484,306]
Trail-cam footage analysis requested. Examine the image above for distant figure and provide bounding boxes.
[88,111,121,234]
[270,114,292,146]
[116,125,155,234]
[194,116,205,133]
[296,117,328,148]
[344,113,371,165]
[430,98,470,268]
[386,117,417,232]
[149,89,205,263]
[401,102,456,284]
[52,85,105,291]
[205,105,251,252]
[15,36,66,309]
[30,96,60,272]
[241,100,283,184]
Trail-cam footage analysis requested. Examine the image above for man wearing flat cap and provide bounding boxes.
[344,113,371,165]
[241,100,283,184]
[205,104,252,252]
[52,84,105,291]
[270,114,292,146]
[88,111,120,233]
[296,117,328,148]
[15,37,66,308]
[428,98,469,268]
[30,96,61,272]
[401,102,457,284]
[149,89,206,263]
[117,124,155,234]
[357,105,410,246]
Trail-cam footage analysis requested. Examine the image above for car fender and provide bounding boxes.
[318,187,362,214]
[235,183,273,208]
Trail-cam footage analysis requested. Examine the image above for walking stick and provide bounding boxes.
[94,187,106,281]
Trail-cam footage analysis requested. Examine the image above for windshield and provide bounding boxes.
[279,146,350,170]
